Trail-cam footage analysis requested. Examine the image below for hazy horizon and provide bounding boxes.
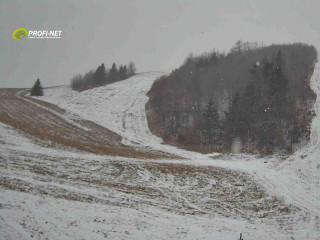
[1,0,320,88]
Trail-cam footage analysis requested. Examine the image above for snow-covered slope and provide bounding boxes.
[39,72,168,146]
[38,72,219,159]
[39,64,320,201]
[27,60,320,238]
[0,122,291,240]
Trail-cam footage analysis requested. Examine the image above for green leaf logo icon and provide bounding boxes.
[12,28,27,40]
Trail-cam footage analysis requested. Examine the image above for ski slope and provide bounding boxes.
[35,61,320,238]
[37,72,169,147]
[0,122,294,240]
[37,71,219,160]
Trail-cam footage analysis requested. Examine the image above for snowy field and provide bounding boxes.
[0,61,319,239]
[0,122,302,240]
[39,64,320,214]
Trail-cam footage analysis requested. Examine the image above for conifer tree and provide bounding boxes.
[109,63,118,83]
[100,63,107,85]
[242,81,263,140]
[225,92,246,140]
[93,64,107,86]
[203,99,219,143]
[92,65,101,86]
[123,65,127,78]
[118,65,128,80]
[261,51,290,148]
[127,62,136,76]
[30,78,44,96]
[269,51,289,119]
[262,56,273,86]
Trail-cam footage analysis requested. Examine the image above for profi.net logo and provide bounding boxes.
[12,28,27,40]
[12,28,62,40]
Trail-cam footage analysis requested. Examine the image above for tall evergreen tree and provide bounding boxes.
[30,78,44,96]
[100,64,108,84]
[118,65,128,80]
[123,65,127,78]
[225,92,247,141]
[262,56,273,86]
[127,62,136,76]
[92,65,101,86]
[93,64,107,86]
[109,63,118,83]
[260,51,290,149]
[203,99,219,143]
[268,51,289,119]
[242,81,263,140]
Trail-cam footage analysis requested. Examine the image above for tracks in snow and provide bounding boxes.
[1,64,320,238]
[0,88,173,159]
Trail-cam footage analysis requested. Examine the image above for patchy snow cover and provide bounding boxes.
[37,72,170,144]
[19,90,90,132]
[38,65,320,210]
[36,72,216,159]
[0,122,293,240]
[0,190,278,240]
[2,59,319,239]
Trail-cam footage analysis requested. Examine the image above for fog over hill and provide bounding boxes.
[1,0,320,88]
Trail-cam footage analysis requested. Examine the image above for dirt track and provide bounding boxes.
[0,88,173,159]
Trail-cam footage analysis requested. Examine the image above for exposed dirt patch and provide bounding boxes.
[0,146,297,221]
[0,88,175,159]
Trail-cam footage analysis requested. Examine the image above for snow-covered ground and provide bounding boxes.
[0,122,298,240]
[0,190,282,240]
[35,71,217,159]
[1,60,319,239]
[39,64,320,214]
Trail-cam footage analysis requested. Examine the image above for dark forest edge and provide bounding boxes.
[71,62,136,92]
[147,41,318,155]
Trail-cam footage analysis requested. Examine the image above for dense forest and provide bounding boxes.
[71,62,136,91]
[147,42,318,154]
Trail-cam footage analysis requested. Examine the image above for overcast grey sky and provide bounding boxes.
[1,0,319,88]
